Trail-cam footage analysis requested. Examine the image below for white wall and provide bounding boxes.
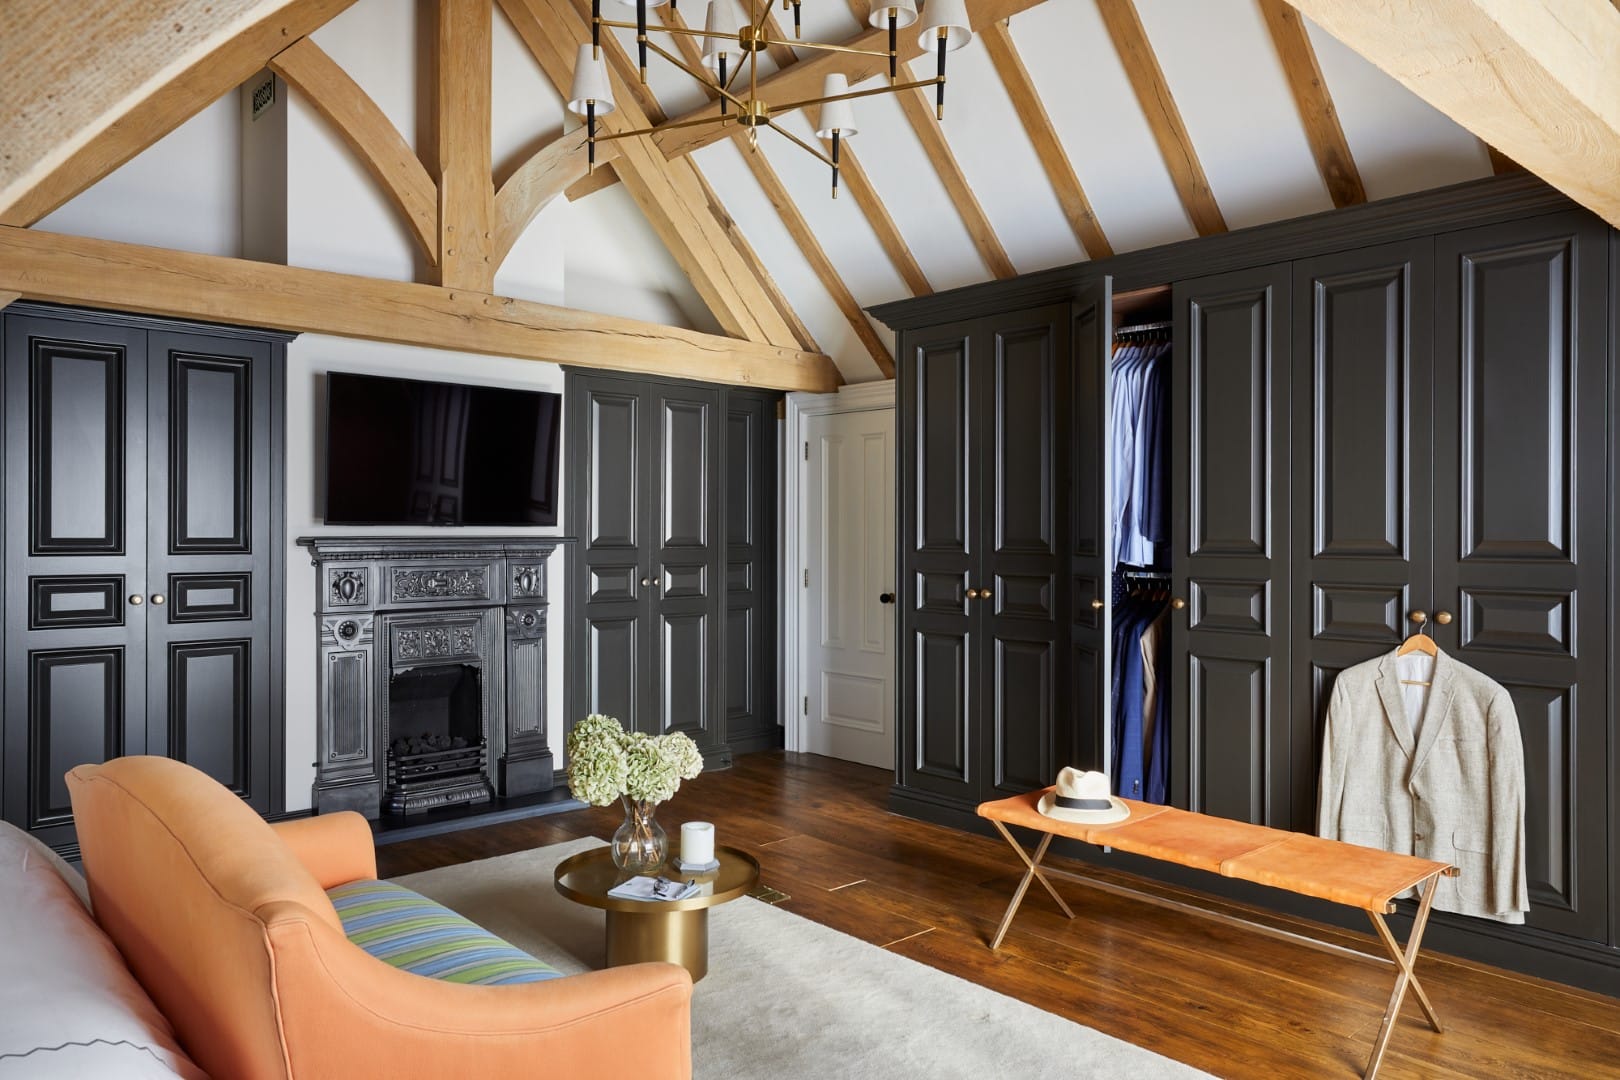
[283,335,569,811]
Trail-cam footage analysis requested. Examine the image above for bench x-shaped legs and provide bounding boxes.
[988,821,1075,949]
[1361,874,1444,1080]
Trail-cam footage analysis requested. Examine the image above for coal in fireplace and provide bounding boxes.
[385,663,492,814]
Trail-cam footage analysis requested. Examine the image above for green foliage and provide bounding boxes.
[565,713,703,807]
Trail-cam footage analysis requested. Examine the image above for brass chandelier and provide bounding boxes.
[566,0,975,197]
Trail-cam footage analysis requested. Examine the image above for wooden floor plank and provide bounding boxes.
[374,751,1620,1079]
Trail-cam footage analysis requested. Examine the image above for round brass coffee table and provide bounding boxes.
[554,845,760,982]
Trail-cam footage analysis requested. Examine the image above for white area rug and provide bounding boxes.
[394,838,1211,1079]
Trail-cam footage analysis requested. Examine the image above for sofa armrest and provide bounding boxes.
[261,902,692,1080]
[270,813,377,888]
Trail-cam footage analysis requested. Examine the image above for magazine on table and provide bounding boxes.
[607,875,701,902]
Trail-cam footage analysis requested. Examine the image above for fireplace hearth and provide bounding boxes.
[299,537,567,820]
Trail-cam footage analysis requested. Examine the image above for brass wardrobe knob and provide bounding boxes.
[966,588,980,600]
[1169,597,1186,611]
[1409,610,1428,624]
[1435,611,1453,625]
[1090,598,1105,610]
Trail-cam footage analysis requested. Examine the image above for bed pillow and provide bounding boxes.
[0,822,207,1078]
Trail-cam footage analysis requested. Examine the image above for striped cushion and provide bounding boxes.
[327,880,561,985]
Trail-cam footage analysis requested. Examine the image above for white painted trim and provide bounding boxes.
[781,379,896,753]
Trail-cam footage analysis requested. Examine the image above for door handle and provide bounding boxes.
[150,594,166,606]
[1169,597,1186,610]
[879,592,895,604]
[1434,610,1453,625]
[1409,610,1428,625]
[1090,598,1105,610]
[128,594,143,606]
[641,577,652,586]
[965,588,980,600]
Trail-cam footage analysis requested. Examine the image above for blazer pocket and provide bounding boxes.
[1440,737,1488,773]
[1451,828,1490,871]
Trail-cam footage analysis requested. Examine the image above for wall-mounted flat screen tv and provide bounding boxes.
[324,371,561,526]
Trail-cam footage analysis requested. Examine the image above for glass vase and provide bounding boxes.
[610,796,668,873]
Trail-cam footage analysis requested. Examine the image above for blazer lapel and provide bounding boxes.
[1409,649,1457,774]
[1373,652,1416,758]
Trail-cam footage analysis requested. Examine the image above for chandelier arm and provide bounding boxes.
[643,37,752,114]
[764,120,834,168]
[752,0,771,40]
[764,39,892,58]
[773,75,942,114]
[599,19,731,43]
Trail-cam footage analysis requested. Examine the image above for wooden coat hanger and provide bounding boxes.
[1396,611,1437,685]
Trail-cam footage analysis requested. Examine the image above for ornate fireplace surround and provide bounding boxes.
[298,536,566,818]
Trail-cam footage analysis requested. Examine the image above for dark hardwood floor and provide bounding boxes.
[375,752,1620,1080]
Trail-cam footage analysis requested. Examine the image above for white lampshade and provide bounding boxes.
[566,44,617,117]
[867,1,918,29]
[917,0,971,51]
[815,74,858,138]
[613,0,670,6]
[702,0,749,72]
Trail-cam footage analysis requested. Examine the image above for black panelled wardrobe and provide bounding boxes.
[0,304,289,852]
[875,174,1617,993]
[563,369,779,767]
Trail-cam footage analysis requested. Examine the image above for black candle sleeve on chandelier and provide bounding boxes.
[888,13,898,81]
[637,0,648,82]
[718,55,728,114]
[587,101,597,171]
[831,130,841,198]
[792,1,802,38]
[936,35,948,119]
[592,0,600,50]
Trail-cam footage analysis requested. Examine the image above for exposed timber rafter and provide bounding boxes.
[979,20,1112,260]
[1283,0,1620,229]
[0,0,358,227]
[267,36,440,263]
[496,0,803,349]
[1097,0,1227,236]
[1257,0,1365,209]
[0,225,840,391]
[493,130,620,266]
[0,292,20,312]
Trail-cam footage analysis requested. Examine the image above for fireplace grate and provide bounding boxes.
[385,741,492,814]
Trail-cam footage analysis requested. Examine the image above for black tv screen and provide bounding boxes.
[324,371,561,526]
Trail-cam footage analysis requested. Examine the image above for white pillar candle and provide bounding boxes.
[681,821,715,866]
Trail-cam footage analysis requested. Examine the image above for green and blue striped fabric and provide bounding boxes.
[327,880,561,985]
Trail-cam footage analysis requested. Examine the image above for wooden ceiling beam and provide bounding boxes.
[734,141,895,379]
[433,0,495,291]
[0,225,840,391]
[978,20,1113,260]
[268,36,440,264]
[565,162,622,201]
[654,0,1050,162]
[1096,0,1227,236]
[1284,0,1620,229]
[492,130,620,265]
[0,292,20,312]
[0,0,358,227]
[1257,0,1365,209]
[497,0,803,349]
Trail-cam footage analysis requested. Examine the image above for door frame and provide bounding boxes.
[782,380,896,754]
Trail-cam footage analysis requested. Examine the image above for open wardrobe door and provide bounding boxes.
[1069,277,1112,773]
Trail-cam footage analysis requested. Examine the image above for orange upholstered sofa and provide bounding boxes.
[67,757,692,1080]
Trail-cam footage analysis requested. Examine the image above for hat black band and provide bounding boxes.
[1056,795,1113,811]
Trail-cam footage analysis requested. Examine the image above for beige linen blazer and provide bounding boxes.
[1316,647,1528,923]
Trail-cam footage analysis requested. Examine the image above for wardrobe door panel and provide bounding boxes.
[3,314,149,849]
[146,331,275,810]
[1070,283,1110,771]
[980,307,1068,798]
[651,386,722,754]
[1435,212,1608,941]
[1172,266,1292,827]
[900,324,980,802]
[1290,241,1434,830]
[722,391,778,754]
[568,381,648,734]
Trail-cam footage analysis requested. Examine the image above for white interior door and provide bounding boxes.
[803,408,895,768]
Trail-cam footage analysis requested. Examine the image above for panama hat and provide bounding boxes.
[1037,767,1130,825]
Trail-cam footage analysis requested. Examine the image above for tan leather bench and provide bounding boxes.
[978,790,1458,1080]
